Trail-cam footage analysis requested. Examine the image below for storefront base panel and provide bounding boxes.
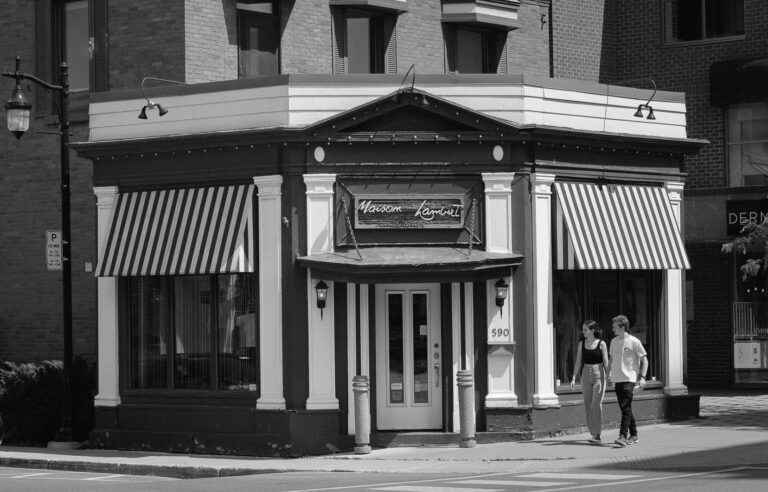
[91,405,344,456]
[487,392,700,439]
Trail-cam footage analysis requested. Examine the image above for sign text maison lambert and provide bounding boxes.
[355,195,465,229]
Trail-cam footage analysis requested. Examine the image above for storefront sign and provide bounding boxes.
[46,230,62,271]
[727,200,768,235]
[354,195,464,229]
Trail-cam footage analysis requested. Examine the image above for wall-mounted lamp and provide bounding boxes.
[632,79,657,120]
[494,278,509,316]
[137,76,188,120]
[315,280,329,319]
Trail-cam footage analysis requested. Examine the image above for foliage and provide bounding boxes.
[721,218,768,281]
[0,360,65,445]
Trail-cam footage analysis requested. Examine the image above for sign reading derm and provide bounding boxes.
[354,195,465,229]
[726,199,768,235]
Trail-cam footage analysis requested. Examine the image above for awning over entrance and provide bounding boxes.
[97,184,255,276]
[297,247,522,282]
[554,182,690,270]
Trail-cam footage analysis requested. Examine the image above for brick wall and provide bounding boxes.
[280,0,334,74]
[507,0,550,76]
[395,0,445,73]
[686,243,732,387]
[609,0,768,190]
[551,0,614,81]
[185,0,239,83]
[109,0,186,89]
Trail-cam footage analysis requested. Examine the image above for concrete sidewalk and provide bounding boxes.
[0,392,766,478]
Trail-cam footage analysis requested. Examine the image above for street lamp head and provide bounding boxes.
[5,79,31,139]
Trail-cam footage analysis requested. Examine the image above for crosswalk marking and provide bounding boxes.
[453,479,573,487]
[10,472,51,479]
[518,472,641,481]
[84,474,124,481]
[373,487,503,492]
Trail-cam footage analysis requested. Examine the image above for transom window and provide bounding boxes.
[123,275,259,392]
[664,0,744,43]
[727,102,768,187]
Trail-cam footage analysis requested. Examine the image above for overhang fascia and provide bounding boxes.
[441,0,519,29]
[329,0,408,13]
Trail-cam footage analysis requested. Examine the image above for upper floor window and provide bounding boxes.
[64,0,89,91]
[728,102,768,187]
[334,9,397,74]
[237,1,280,77]
[665,0,744,43]
[447,27,507,74]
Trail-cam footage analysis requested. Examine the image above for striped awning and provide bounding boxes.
[554,182,689,270]
[97,185,255,276]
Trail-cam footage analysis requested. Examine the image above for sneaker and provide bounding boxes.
[627,435,639,445]
[614,436,628,447]
[588,435,602,444]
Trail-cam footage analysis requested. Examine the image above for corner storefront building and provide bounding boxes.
[74,75,705,455]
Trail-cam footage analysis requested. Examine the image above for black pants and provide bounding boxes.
[614,382,637,438]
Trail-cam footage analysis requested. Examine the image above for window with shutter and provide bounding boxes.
[333,8,397,75]
[447,26,506,74]
[237,1,280,78]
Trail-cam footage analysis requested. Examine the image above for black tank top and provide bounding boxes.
[582,340,604,365]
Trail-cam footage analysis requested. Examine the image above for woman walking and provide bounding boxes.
[570,320,610,444]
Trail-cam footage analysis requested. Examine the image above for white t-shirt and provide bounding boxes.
[609,334,647,383]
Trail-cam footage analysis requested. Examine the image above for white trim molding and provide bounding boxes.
[663,181,688,396]
[531,173,559,408]
[94,186,121,407]
[253,175,286,410]
[304,174,337,255]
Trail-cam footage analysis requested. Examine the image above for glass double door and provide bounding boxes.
[375,284,442,430]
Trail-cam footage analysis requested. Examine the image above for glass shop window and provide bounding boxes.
[64,0,90,91]
[124,275,259,392]
[449,27,506,74]
[728,102,768,187]
[238,1,280,77]
[553,270,662,390]
[665,0,744,43]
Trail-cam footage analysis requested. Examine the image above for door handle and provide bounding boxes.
[433,364,440,387]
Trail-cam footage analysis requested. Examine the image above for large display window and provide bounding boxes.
[554,270,663,389]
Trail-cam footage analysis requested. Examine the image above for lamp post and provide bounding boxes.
[3,56,74,440]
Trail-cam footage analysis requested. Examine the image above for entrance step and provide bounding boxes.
[371,431,533,447]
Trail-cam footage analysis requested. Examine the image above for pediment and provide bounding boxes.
[305,88,517,139]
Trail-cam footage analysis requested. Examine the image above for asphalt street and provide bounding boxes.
[1,466,767,492]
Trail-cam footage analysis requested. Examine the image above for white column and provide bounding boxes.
[451,282,461,432]
[305,174,339,410]
[482,173,517,408]
[94,186,120,407]
[531,173,559,407]
[253,175,286,410]
[347,283,357,434]
[463,282,475,372]
[359,284,370,378]
[664,181,688,396]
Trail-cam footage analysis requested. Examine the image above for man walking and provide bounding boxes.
[609,314,648,447]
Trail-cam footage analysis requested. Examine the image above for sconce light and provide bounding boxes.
[137,76,187,120]
[315,280,328,319]
[494,278,509,315]
[632,79,657,120]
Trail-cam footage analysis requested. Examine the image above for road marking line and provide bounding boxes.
[373,487,503,492]
[454,479,572,486]
[84,474,124,481]
[518,473,642,480]
[10,472,51,479]
[283,472,517,492]
[533,467,751,492]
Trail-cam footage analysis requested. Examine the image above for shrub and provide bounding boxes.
[0,360,65,445]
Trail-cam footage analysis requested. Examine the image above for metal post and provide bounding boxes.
[58,61,74,440]
[352,375,371,454]
[457,369,476,448]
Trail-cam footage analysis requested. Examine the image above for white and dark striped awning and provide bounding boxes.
[97,185,255,276]
[554,182,689,270]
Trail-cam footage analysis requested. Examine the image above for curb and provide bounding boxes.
[0,457,289,479]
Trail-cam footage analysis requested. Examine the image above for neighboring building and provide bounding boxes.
[3,1,705,454]
[604,0,768,388]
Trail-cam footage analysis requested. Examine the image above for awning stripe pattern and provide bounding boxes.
[554,182,689,270]
[97,185,255,276]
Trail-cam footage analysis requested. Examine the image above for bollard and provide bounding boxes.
[352,375,371,454]
[457,369,476,448]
